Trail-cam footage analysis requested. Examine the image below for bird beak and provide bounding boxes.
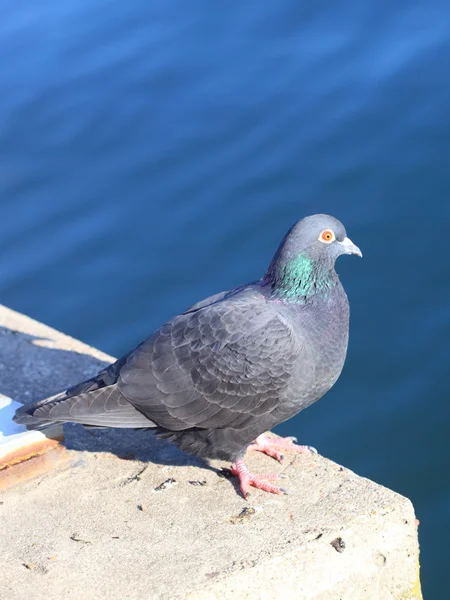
[339,237,362,257]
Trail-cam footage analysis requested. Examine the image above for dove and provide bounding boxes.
[15,214,361,497]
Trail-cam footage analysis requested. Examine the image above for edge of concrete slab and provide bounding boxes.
[0,304,112,487]
[0,304,422,600]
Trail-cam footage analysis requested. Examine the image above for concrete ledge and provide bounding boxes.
[0,305,422,599]
[0,305,111,488]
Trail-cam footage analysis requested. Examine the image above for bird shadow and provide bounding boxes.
[0,324,225,479]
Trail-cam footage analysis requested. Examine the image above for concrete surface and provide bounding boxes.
[0,305,422,600]
[0,304,110,488]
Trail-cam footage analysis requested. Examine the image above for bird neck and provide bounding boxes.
[264,252,337,301]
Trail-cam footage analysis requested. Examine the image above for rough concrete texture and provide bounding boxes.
[0,305,422,600]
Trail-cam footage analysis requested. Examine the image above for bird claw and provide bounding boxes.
[231,460,286,497]
[248,434,318,461]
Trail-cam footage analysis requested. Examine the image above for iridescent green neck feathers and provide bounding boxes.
[265,252,336,300]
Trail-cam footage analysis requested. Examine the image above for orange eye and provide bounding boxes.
[319,229,335,243]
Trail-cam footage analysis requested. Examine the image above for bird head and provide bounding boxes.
[264,214,361,299]
[284,214,362,262]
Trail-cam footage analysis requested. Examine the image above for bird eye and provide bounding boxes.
[319,229,335,243]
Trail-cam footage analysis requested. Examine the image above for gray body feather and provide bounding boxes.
[15,214,358,461]
[15,283,349,460]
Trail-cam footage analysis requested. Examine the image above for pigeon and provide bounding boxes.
[15,214,361,497]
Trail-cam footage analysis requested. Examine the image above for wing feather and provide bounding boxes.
[118,290,300,431]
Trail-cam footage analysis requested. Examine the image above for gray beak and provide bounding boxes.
[339,237,362,257]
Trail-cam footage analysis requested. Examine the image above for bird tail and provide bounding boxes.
[14,386,155,430]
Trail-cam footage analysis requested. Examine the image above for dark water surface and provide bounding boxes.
[1,2,449,596]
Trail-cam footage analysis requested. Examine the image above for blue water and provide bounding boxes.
[1,2,449,595]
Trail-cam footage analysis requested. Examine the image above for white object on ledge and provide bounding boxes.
[0,394,55,460]
[0,395,26,440]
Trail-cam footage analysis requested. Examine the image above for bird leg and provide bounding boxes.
[247,434,317,463]
[231,459,287,498]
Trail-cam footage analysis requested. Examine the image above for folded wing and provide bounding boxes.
[119,291,300,431]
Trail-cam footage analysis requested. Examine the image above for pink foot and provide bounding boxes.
[231,459,287,498]
[248,434,317,463]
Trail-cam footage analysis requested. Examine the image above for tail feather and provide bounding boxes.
[14,386,155,429]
